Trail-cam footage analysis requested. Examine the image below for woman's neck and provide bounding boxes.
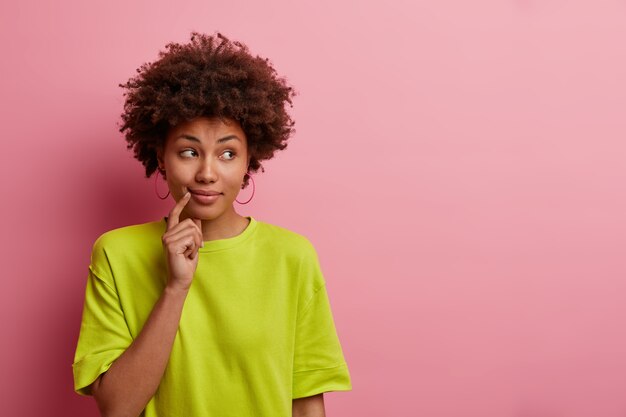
[178,209,249,242]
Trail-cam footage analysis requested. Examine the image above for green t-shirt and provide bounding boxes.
[72,216,351,416]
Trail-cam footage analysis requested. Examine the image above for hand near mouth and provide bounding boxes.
[161,191,204,292]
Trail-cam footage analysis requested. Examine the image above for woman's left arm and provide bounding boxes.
[292,393,325,417]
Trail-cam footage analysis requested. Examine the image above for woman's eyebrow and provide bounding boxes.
[176,134,241,143]
[217,135,241,143]
[176,134,201,143]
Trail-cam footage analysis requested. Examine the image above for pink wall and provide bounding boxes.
[1,0,625,416]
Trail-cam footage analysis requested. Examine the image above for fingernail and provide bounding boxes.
[201,241,204,247]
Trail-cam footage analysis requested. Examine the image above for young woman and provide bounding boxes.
[72,32,351,417]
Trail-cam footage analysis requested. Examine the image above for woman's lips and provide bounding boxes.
[189,190,222,204]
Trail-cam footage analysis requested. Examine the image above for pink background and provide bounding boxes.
[1,0,625,416]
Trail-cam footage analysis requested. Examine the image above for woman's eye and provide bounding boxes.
[180,149,196,158]
[223,150,236,160]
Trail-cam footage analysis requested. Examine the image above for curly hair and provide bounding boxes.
[118,32,296,188]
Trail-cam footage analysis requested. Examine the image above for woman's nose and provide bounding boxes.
[195,157,218,183]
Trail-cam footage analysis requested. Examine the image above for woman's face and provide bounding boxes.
[157,116,250,221]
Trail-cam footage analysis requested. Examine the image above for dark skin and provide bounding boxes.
[292,393,325,417]
[90,117,326,416]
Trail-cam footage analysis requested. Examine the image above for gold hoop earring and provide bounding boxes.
[235,173,255,204]
[154,169,170,200]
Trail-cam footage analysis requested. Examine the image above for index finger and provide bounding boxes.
[167,192,191,230]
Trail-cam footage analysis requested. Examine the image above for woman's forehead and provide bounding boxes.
[168,116,246,141]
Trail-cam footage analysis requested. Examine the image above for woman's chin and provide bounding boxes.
[184,205,228,221]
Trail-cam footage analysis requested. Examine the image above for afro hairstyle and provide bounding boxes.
[118,31,296,188]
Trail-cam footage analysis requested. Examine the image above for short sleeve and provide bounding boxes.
[292,246,352,399]
[72,240,133,396]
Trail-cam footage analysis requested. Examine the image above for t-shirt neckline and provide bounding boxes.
[161,216,257,252]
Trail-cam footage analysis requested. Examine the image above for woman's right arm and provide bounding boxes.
[90,285,189,417]
[90,192,203,417]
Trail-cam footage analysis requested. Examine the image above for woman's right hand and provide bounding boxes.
[161,192,204,291]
